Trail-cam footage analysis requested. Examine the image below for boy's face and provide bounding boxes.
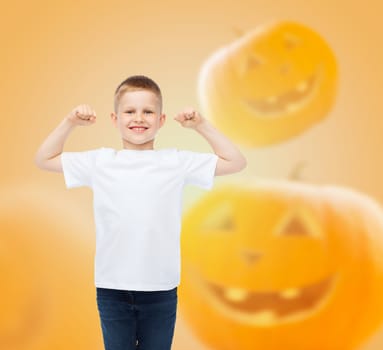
[110,90,166,150]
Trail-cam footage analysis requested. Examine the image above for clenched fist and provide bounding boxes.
[66,104,97,126]
[173,107,206,129]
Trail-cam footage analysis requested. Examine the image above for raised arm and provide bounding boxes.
[173,108,247,176]
[34,104,97,172]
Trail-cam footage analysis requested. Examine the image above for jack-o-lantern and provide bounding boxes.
[179,178,383,349]
[0,185,102,350]
[197,21,338,147]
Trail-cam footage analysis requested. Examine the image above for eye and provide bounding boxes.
[279,216,309,236]
[200,200,234,232]
[275,208,322,239]
[145,110,153,114]
[125,110,134,114]
[246,55,263,70]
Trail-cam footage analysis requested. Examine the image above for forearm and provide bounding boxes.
[194,119,247,167]
[35,117,75,164]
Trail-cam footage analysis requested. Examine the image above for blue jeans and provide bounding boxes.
[96,286,178,350]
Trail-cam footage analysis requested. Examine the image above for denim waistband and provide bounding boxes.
[96,286,177,305]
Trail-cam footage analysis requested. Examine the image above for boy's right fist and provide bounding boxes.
[66,104,97,126]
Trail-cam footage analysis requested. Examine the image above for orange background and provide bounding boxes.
[1,0,383,349]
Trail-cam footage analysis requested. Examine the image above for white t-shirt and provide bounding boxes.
[60,147,218,291]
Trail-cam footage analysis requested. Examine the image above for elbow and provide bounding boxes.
[34,158,43,169]
[237,157,247,171]
[229,158,247,174]
[34,153,45,169]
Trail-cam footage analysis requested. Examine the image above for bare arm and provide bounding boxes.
[34,105,97,172]
[174,108,247,176]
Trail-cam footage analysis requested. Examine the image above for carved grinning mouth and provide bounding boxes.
[190,266,336,326]
[241,71,319,117]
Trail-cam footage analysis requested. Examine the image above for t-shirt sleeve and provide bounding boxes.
[177,150,219,190]
[60,149,100,189]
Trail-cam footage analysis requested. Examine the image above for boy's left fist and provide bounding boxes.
[173,108,206,129]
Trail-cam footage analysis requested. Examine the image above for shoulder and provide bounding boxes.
[175,148,201,158]
[176,149,219,171]
[63,147,117,165]
[84,147,111,161]
[176,148,218,160]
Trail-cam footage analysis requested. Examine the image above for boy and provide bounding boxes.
[35,75,247,350]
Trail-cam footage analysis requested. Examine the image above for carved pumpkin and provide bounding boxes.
[179,178,383,349]
[197,21,338,147]
[0,185,102,350]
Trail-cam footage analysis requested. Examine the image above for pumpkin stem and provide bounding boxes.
[288,160,308,181]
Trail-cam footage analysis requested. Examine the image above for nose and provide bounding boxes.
[133,113,145,120]
[280,63,291,75]
[241,248,262,265]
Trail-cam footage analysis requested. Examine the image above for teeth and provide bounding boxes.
[224,287,248,302]
[285,103,301,113]
[252,310,277,324]
[280,288,301,299]
[223,286,301,302]
[296,81,308,92]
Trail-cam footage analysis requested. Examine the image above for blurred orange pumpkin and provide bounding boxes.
[0,185,102,350]
[198,21,338,147]
[179,178,383,349]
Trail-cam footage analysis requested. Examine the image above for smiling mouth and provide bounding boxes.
[129,127,148,133]
[241,71,319,117]
[189,266,336,326]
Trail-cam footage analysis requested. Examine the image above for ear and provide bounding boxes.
[110,112,118,128]
[159,113,166,128]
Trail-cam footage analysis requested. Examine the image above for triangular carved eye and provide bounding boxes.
[201,200,234,231]
[281,216,309,236]
[284,33,300,49]
[276,208,321,238]
[246,55,264,70]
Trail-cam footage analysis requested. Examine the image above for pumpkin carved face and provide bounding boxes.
[0,186,102,350]
[179,179,383,349]
[198,21,338,147]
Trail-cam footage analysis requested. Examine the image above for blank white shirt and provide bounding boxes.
[61,147,218,291]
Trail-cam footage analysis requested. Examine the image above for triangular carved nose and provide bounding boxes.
[241,249,262,264]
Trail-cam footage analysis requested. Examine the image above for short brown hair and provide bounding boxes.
[114,75,162,114]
